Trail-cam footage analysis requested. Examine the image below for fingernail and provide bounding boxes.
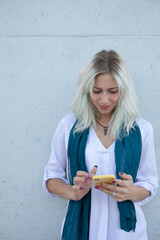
[94,165,98,168]
[95,186,99,189]
[120,172,123,175]
[84,179,88,183]
[99,183,103,187]
[112,180,116,183]
[79,187,83,190]
[88,174,92,179]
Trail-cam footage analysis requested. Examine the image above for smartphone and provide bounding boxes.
[92,174,115,187]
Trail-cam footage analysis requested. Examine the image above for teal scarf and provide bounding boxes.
[61,121,142,239]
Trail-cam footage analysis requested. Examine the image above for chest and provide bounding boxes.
[95,129,115,149]
[85,127,116,175]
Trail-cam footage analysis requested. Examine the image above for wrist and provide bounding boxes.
[64,184,75,200]
[130,185,139,202]
[65,184,81,201]
[130,185,151,202]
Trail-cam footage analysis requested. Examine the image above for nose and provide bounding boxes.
[101,92,109,104]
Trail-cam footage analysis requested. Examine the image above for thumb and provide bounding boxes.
[90,165,98,177]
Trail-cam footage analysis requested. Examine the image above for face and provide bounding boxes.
[91,73,120,118]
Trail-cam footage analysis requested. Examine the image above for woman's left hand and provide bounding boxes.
[96,172,137,202]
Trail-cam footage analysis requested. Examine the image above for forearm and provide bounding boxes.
[131,185,151,202]
[46,178,74,200]
[46,167,97,201]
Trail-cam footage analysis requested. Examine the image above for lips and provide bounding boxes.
[99,105,111,110]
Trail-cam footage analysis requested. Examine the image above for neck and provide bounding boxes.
[98,114,112,125]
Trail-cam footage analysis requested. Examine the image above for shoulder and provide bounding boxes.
[55,113,77,136]
[60,113,77,128]
[136,117,154,141]
[51,113,77,145]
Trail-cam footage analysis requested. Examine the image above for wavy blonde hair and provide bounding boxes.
[71,50,139,139]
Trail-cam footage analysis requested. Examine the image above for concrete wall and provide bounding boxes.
[0,0,159,239]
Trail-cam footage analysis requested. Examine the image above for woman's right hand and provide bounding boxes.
[72,165,98,201]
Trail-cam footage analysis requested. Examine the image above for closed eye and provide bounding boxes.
[109,87,119,94]
[93,87,119,94]
[109,90,118,93]
[93,90,102,94]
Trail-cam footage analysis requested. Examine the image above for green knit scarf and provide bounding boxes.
[61,121,142,240]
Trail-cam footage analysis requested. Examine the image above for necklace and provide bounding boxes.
[96,120,109,135]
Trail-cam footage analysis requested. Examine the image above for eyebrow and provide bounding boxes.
[93,86,118,90]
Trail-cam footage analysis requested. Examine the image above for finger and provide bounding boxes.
[119,172,133,181]
[98,182,117,192]
[73,185,84,191]
[89,165,98,177]
[74,176,88,185]
[95,185,125,201]
[97,187,117,197]
[98,186,124,201]
[76,165,98,179]
[77,171,92,179]
[112,178,133,190]
[98,182,126,196]
[112,177,130,187]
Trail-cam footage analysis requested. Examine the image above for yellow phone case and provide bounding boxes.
[92,175,115,187]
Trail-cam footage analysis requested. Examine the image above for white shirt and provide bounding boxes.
[43,113,158,240]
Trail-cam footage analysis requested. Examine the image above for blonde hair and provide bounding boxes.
[71,50,139,139]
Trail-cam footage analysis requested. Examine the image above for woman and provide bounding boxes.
[43,50,158,240]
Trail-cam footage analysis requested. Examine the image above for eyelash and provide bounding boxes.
[93,90,118,94]
[110,91,118,94]
[93,91,101,94]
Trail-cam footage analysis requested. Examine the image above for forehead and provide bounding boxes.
[94,73,118,88]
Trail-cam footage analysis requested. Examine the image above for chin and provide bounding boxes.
[97,107,115,116]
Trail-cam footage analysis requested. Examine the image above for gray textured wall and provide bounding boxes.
[0,0,159,239]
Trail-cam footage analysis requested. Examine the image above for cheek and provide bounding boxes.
[111,93,120,103]
[91,93,99,103]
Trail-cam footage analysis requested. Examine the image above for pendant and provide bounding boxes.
[104,127,108,135]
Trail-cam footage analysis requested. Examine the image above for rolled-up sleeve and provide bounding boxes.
[135,120,158,205]
[43,118,69,198]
